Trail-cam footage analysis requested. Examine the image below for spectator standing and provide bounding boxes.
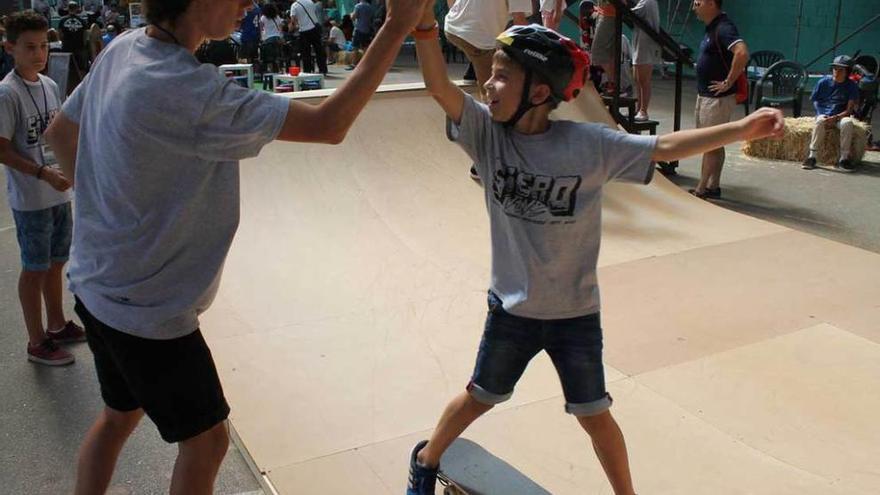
[47,28,64,51]
[591,0,618,93]
[346,0,375,70]
[59,1,89,73]
[690,0,748,199]
[291,0,328,74]
[261,3,284,42]
[0,11,84,367]
[630,0,661,121]
[801,55,860,172]
[240,1,262,62]
[88,22,103,63]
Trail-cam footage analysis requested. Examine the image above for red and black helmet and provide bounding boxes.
[496,24,591,102]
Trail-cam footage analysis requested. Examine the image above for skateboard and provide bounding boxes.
[436,439,551,495]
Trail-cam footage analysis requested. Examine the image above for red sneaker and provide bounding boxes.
[47,321,86,343]
[27,339,75,366]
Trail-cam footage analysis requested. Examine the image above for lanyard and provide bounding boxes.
[15,70,49,133]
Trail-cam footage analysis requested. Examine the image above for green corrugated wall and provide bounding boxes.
[657,0,878,71]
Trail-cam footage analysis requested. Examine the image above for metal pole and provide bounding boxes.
[793,0,804,62]
[613,13,622,119]
[832,0,842,57]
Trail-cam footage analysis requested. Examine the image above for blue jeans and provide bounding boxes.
[12,203,73,271]
[468,292,612,416]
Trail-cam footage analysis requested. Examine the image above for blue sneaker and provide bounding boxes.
[407,440,438,495]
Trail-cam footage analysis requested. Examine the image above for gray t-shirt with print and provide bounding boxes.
[62,28,290,339]
[449,95,656,319]
[0,72,71,211]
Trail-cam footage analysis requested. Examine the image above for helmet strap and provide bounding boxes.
[504,71,538,128]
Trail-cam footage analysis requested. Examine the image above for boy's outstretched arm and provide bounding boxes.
[414,4,466,124]
[277,0,433,144]
[652,107,784,163]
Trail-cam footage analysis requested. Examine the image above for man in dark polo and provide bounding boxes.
[690,0,748,199]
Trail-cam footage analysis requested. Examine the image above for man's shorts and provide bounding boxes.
[12,202,72,272]
[352,30,373,50]
[75,298,230,443]
[467,292,613,417]
[632,36,662,66]
[590,14,617,65]
[695,94,737,128]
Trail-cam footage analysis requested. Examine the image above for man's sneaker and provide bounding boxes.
[407,440,438,495]
[469,164,481,181]
[47,320,86,343]
[801,157,817,169]
[837,158,855,172]
[27,339,74,366]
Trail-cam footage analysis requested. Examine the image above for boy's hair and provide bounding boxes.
[494,50,561,110]
[262,3,278,19]
[143,0,194,25]
[712,0,723,8]
[3,10,49,43]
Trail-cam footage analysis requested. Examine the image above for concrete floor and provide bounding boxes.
[0,54,877,493]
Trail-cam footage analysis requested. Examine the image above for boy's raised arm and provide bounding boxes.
[414,4,466,124]
[652,107,784,163]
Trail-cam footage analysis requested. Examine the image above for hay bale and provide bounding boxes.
[742,117,870,165]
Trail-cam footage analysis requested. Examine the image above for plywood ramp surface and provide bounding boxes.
[201,85,880,494]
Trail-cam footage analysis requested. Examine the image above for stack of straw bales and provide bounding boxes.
[742,117,870,165]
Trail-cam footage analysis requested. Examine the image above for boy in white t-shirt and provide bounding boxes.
[406,5,785,493]
[0,11,84,367]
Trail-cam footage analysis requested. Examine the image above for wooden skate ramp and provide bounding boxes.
[201,84,880,494]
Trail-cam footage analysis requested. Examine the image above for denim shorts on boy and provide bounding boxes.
[75,298,230,443]
[12,202,72,271]
[468,292,613,417]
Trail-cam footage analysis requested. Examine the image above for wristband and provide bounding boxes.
[411,23,439,41]
[35,165,46,180]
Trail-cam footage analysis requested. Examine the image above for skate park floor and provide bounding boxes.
[1,58,878,494]
[202,82,879,494]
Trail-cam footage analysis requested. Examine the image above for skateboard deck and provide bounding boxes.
[436,439,551,495]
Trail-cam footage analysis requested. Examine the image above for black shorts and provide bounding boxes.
[352,30,372,49]
[75,298,230,443]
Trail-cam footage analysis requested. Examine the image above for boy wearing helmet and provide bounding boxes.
[407,5,785,494]
[801,55,861,172]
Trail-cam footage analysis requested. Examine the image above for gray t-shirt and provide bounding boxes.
[0,72,71,211]
[450,95,656,319]
[62,29,290,339]
[353,2,375,34]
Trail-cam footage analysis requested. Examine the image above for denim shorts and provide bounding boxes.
[468,292,613,417]
[12,202,73,272]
